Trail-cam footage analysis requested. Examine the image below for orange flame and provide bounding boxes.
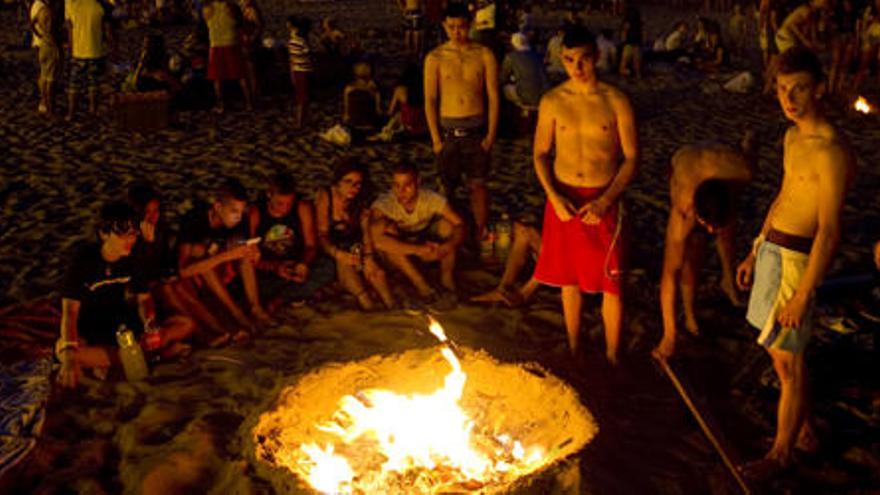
[293,318,549,494]
[854,96,873,114]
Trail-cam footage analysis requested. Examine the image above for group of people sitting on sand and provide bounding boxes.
[51,2,878,483]
[56,160,473,383]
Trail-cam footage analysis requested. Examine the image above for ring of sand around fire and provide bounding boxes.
[252,344,597,494]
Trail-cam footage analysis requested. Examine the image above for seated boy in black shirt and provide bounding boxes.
[129,184,229,343]
[57,201,195,389]
[247,172,334,309]
[176,178,271,340]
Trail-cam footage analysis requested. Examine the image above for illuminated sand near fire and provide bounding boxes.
[253,346,596,494]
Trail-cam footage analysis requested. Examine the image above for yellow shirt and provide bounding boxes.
[65,0,105,59]
[204,2,238,48]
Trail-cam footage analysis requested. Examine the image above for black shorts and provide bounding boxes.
[436,132,489,191]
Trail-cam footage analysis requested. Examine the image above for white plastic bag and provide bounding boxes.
[723,71,755,94]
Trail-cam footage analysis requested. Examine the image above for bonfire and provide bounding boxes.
[854,96,873,115]
[253,317,597,494]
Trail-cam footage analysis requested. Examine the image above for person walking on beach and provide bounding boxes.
[398,0,424,57]
[64,0,114,120]
[203,0,252,113]
[653,133,756,360]
[30,0,59,116]
[239,0,263,101]
[286,15,312,128]
[736,47,854,479]
[424,2,499,247]
[57,202,195,389]
[532,25,638,365]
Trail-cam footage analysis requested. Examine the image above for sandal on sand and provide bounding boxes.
[738,457,791,481]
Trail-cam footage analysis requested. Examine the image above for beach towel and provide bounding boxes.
[746,240,814,352]
[0,359,51,479]
[0,299,58,480]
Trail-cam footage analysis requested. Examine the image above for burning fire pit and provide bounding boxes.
[253,319,597,494]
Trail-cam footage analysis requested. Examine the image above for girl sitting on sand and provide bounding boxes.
[343,61,382,136]
[315,160,394,311]
[128,34,181,95]
[369,63,427,142]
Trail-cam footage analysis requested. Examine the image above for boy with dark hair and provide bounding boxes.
[177,178,270,341]
[371,162,465,299]
[736,46,854,478]
[532,24,638,364]
[57,201,195,389]
[653,134,756,360]
[424,1,499,246]
[248,172,334,309]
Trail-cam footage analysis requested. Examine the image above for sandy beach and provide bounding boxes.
[1,0,879,493]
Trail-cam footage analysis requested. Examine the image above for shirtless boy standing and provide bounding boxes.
[532,26,638,364]
[424,3,499,244]
[736,47,854,478]
[653,133,756,360]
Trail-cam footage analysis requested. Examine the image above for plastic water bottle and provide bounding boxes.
[116,324,148,381]
[495,214,512,261]
[142,318,162,364]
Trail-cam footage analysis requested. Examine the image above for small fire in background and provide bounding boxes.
[254,317,598,494]
[854,96,873,114]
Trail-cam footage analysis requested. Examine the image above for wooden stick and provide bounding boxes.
[655,357,752,495]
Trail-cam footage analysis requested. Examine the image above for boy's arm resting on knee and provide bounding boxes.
[177,242,240,278]
[440,205,465,247]
[370,210,422,255]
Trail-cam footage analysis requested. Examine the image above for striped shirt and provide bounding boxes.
[287,33,313,72]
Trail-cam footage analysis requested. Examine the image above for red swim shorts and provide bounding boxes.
[534,185,622,295]
[207,45,244,81]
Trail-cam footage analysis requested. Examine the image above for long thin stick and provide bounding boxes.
[655,357,752,495]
